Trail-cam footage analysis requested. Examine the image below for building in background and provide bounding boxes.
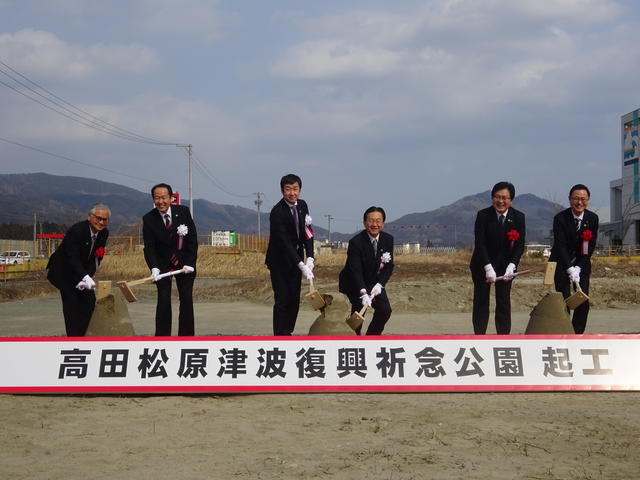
[601,108,640,245]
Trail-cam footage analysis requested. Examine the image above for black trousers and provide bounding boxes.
[346,290,392,335]
[556,274,591,334]
[270,265,302,335]
[472,280,512,335]
[59,286,95,337]
[154,273,195,336]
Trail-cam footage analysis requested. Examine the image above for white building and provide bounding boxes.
[601,109,640,245]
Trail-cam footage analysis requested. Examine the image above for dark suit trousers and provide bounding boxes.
[59,286,95,337]
[347,290,392,335]
[555,274,590,334]
[270,265,302,335]
[154,273,195,336]
[472,280,512,334]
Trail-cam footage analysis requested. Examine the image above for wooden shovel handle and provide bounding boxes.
[572,280,583,292]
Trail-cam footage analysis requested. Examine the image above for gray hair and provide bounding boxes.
[88,203,111,217]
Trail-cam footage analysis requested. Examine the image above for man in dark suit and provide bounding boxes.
[265,174,315,336]
[47,204,110,336]
[143,183,198,336]
[470,182,526,335]
[339,206,395,335]
[550,184,599,334]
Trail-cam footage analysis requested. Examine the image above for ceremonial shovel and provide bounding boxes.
[305,278,326,310]
[347,305,367,331]
[565,280,589,310]
[117,268,188,303]
[496,262,556,285]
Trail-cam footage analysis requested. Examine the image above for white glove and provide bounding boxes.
[502,263,516,281]
[484,264,496,283]
[567,266,581,283]
[82,275,96,290]
[75,280,87,291]
[360,293,372,307]
[183,265,195,273]
[370,283,383,298]
[298,262,314,280]
[305,257,315,271]
[151,268,161,282]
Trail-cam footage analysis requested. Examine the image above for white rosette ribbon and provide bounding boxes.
[177,224,188,250]
[379,251,392,272]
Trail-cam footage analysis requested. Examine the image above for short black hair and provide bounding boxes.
[491,181,515,200]
[569,184,590,198]
[280,174,302,191]
[363,206,386,222]
[151,183,173,197]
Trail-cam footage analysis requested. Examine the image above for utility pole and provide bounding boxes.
[253,192,263,237]
[324,214,334,245]
[187,144,193,216]
[176,144,193,218]
[33,213,37,257]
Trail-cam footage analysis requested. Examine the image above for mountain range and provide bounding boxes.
[0,173,563,246]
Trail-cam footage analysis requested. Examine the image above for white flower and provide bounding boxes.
[305,214,312,226]
[381,252,392,263]
[177,224,188,236]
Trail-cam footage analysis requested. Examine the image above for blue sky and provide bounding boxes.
[1,0,637,231]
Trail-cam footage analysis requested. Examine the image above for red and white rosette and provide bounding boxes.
[177,224,188,250]
[506,229,520,250]
[304,214,314,239]
[580,229,593,255]
[378,252,392,272]
[94,247,106,270]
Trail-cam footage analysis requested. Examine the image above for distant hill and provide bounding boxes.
[0,173,274,236]
[0,173,563,245]
[386,191,563,246]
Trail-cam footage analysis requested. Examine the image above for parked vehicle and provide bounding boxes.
[0,250,32,265]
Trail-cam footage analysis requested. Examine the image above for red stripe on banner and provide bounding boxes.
[1,384,637,394]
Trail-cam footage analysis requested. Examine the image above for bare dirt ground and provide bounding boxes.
[1,255,639,479]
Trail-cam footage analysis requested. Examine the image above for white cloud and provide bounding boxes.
[0,29,159,79]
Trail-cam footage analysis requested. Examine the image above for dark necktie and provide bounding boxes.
[164,213,172,230]
[499,214,505,226]
[291,205,299,237]
[89,233,97,259]
[574,217,581,231]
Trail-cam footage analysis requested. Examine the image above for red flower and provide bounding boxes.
[580,229,593,241]
[506,229,520,242]
[94,247,106,258]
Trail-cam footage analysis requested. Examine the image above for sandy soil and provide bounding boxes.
[1,269,639,479]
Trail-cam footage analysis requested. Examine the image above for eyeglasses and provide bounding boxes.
[91,214,110,223]
[493,195,511,201]
[570,197,589,203]
[366,219,384,225]
[153,195,171,201]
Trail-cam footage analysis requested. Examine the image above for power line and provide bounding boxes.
[189,148,253,199]
[0,135,154,184]
[0,59,179,145]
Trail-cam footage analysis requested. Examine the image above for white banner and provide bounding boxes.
[1,335,639,393]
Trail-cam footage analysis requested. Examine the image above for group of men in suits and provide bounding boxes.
[470,181,599,335]
[48,183,198,337]
[266,174,395,336]
[48,176,598,338]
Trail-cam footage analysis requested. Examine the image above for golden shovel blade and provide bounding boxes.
[565,280,589,310]
[346,311,365,331]
[305,290,326,310]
